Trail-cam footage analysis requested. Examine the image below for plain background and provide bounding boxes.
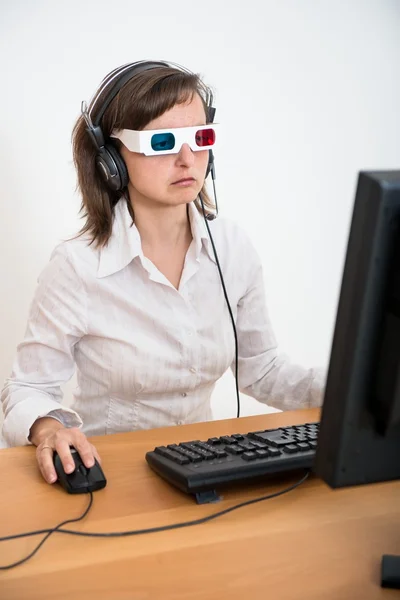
[1,0,400,445]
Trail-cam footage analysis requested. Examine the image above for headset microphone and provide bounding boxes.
[205,150,218,220]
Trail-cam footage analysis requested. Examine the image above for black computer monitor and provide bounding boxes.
[314,170,400,589]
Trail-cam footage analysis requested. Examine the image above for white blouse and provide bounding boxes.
[1,200,325,446]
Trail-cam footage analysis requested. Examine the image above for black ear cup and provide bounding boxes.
[106,145,129,190]
[95,145,129,192]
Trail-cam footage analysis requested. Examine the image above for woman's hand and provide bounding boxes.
[29,417,101,484]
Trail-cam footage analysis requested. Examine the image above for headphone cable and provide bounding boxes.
[199,172,240,418]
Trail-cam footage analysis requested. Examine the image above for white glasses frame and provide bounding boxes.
[110,123,219,156]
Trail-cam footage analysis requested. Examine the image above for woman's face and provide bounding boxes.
[119,93,209,210]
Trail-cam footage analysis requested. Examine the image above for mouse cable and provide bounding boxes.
[0,492,94,570]
[0,471,310,570]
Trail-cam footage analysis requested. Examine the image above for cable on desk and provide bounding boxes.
[0,493,93,570]
[0,471,310,569]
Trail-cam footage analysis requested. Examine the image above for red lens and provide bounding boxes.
[195,128,215,147]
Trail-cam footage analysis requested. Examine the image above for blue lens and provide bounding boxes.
[151,133,175,152]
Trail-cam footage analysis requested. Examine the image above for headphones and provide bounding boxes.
[81,60,216,195]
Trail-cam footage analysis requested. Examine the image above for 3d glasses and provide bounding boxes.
[110,124,218,156]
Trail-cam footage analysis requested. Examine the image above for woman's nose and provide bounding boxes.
[176,143,194,167]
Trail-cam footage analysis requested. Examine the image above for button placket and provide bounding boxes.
[185,293,201,384]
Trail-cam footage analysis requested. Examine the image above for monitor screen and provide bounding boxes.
[314,170,400,488]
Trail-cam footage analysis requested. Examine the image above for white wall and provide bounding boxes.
[1,0,400,441]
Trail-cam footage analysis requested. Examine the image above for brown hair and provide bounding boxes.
[72,63,216,248]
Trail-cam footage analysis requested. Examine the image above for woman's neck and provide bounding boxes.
[130,197,192,252]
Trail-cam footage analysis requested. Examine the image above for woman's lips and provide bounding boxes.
[171,177,196,187]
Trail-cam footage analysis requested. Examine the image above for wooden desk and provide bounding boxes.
[0,408,399,599]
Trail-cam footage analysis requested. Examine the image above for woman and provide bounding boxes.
[1,60,325,484]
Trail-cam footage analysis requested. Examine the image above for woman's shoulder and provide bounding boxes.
[208,215,257,253]
[49,234,101,277]
[205,216,262,278]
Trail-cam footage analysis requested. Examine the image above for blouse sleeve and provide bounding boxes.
[1,244,85,446]
[231,233,326,411]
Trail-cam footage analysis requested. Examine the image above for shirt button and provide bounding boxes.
[181,392,187,397]
[189,367,197,374]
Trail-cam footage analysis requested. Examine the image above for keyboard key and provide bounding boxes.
[297,442,311,451]
[231,434,245,441]
[168,444,203,461]
[193,448,215,460]
[283,444,299,454]
[180,443,215,459]
[251,431,297,447]
[154,447,190,464]
[180,442,202,452]
[195,442,219,453]
[284,428,297,435]
[225,445,244,455]
[294,428,307,436]
[166,451,191,464]
[242,452,257,461]
[175,448,203,462]
[237,442,257,452]
[213,449,228,458]
[268,447,282,457]
[207,437,222,445]
[255,449,269,458]
[220,436,237,445]
[245,439,268,449]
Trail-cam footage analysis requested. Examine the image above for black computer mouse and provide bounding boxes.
[53,447,107,494]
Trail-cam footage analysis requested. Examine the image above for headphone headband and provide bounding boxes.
[92,61,170,126]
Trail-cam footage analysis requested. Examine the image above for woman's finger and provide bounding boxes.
[36,444,57,484]
[54,437,77,474]
[73,434,96,469]
[90,443,102,465]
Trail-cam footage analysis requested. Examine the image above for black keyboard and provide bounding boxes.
[145,421,319,503]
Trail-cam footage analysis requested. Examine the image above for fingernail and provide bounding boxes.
[48,474,56,483]
[87,459,95,468]
[65,463,75,473]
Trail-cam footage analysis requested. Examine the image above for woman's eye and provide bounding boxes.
[153,141,168,150]
[195,128,215,147]
[150,132,175,152]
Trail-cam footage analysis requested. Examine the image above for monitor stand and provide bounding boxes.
[381,555,400,589]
